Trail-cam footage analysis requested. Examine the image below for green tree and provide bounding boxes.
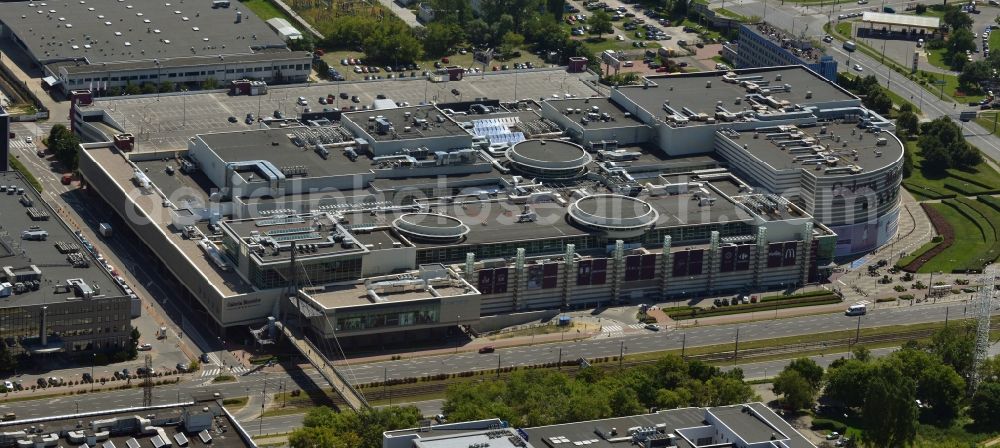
[706,375,756,406]
[915,3,927,13]
[959,60,991,88]
[823,359,873,409]
[201,78,218,90]
[861,363,918,448]
[943,6,973,30]
[901,144,914,177]
[672,0,688,18]
[127,326,140,359]
[465,19,493,47]
[499,32,526,58]
[589,10,613,38]
[289,426,340,448]
[294,406,422,448]
[929,325,975,376]
[896,110,919,137]
[786,358,824,391]
[46,124,81,170]
[159,80,174,93]
[423,23,464,58]
[947,28,976,59]
[970,382,1000,428]
[609,387,644,416]
[772,369,815,411]
[919,362,965,422]
[124,83,141,95]
[140,83,157,95]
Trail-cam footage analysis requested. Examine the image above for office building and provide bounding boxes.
[728,23,838,82]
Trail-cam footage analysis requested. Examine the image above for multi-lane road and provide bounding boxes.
[1,299,974,422]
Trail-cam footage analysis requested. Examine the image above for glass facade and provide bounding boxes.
[249,256,362,290]
[416,235,599,264]
[334,301,440,332]
[0,298,130,354]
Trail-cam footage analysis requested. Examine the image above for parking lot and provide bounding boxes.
[99,70,599,153]
[843,4,1000,74]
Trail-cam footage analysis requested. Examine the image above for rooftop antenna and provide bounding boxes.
[971,264,998,395]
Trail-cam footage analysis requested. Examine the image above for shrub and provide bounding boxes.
[811,418,848,433]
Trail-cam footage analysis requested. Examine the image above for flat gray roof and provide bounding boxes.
[725,122,903,176]
[0,172,123,307]
[343,106,470,141]
[222,213,367,262]
[52,50,311,75]
[713,403,816,448]
[549,97,648,129]
[0,401,252,448]
[525,407,706,448]
[618,66,856,123]
[0,0,287,65]
[510,139,586,163]
[647,190,748,228]
[199,127,374,179]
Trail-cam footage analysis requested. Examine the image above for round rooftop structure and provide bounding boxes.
[568,194,659,238]
[505,139,592,179]
[392,213,471,242]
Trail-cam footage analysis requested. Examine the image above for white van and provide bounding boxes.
[845,304,867,316]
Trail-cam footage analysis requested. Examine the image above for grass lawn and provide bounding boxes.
[238,0,292,22]
[923,72,986,103]
[902,141,1000,199]
[919,201,991,273]
[925,48,951,71]
[835,21,853,39]
[991,30,1000,54]
[974,111,1000,137]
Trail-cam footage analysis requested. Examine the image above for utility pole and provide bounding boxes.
[383,367,388,404]
[945,306,949,327]
[733,328,740,363]
[681,333,686,359]
[496,353,501,379]
[557,348,562,370]
[619,341,625,369]
[259,373,267,436]
[855,315,862,343]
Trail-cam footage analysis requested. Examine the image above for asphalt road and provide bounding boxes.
[336,300,968,384]
[3,301,973,422]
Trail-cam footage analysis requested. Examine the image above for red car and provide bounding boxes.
[441,57,450,63]
[656,67,668,72]
[478,346,495,354]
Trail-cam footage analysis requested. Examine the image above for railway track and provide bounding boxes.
[341,322,995,405]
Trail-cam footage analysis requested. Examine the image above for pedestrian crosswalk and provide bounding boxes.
[199,366,254,377]
[627,324,647,329]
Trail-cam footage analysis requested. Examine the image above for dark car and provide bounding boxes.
[478,346,495,354]
[376,93,387,99]
[227,116,237,123]
[273,110,283,119]
[340,92,349,99]
[451,88,460,95]
[351,95,360,103]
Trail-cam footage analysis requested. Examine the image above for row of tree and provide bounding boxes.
[770,326,998,447]
[288,355,756,448]
[441,355,756,427]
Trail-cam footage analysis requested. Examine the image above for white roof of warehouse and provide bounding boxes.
[265,17,302,40]
[861,12,940,29]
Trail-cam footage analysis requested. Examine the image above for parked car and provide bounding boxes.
[227,116,237,123]
[3,381,12,390]
[478,345,496,354]
[138,343,153,351]
[200,353,211,363]
[82,373,93,383]
[644,324,661,331]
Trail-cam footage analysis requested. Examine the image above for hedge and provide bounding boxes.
[811,418,848,433]
[667,294,840,320]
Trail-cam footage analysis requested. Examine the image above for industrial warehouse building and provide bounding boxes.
[0,0,311,94]
[73,66,902,348]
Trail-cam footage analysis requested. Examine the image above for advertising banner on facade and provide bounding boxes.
[720,246,736,273]
[735,245,752,271]
[687,250,704,276]
[767,243,784,268]
[577,259,593,286]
